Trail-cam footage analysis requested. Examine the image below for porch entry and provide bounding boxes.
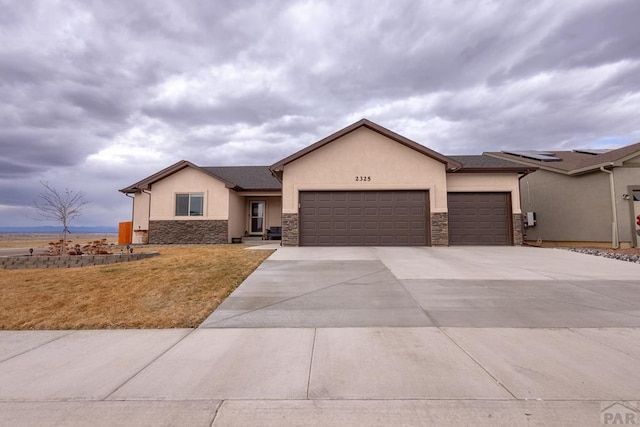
[250,201,265,235]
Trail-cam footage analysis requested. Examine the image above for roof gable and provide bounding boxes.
[269,119,462,177]
[119,160,206,193]
[119,161,280,193]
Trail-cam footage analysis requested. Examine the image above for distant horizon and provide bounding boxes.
[0,226,118,233]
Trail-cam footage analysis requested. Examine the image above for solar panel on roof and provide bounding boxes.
[502,150,562,162]
[573,149,612,155]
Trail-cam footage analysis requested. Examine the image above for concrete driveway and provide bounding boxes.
[202,246,640,328]
[2,246,640,426]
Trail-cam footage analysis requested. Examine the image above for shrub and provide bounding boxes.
[46,239,114,256]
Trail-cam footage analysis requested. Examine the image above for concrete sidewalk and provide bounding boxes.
[2,246,640,426]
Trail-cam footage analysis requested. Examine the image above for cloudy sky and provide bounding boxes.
[2,0,639,228]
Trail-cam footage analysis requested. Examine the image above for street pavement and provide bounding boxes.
[2,246,640,426]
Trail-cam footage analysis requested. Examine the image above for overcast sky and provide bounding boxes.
[2,0,640,228]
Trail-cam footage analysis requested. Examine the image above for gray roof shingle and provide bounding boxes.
[203,166,281,190]
[448,155,534,171]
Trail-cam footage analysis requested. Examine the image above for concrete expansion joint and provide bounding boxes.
[202,267,390,327]
[306,329,318,400]
[438,327,518,400]
[569,328,640,361]
[0,331,74,365]
[102,328,196,401]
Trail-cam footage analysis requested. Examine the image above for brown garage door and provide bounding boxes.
[448,192,512,245]
[299,191,429,246]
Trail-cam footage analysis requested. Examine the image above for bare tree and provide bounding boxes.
[33,182,88,255]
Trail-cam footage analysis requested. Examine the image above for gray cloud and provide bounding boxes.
[0,0,639,227]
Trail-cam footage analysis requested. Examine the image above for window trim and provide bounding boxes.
[175,192,204,217]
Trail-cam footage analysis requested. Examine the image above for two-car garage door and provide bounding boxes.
[299,191,429,246]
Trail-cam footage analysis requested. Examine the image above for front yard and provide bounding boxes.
[0,245,273,329]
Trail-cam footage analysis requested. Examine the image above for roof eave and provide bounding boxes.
[485,152,572,175]
[235,187,283,192]
[568,161,621,176]
[450,166,538,173]
[270,119,462,172]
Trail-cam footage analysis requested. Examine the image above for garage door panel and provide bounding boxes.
[379,236,395,245]
[448,192,511,246]
[365,221,378,230]
[409,206,424,215]
[317,207,332,216]
[333,236,348,245]
[395,207,408,216]
[380,221,393,230]
[300,191,429,246]
[379,207,393,216]
[334,221,347,230]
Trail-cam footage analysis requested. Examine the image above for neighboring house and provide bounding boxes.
[120,119,533,246]
[486,143,640,248]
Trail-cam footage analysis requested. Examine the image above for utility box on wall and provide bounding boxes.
[524,212,536,227]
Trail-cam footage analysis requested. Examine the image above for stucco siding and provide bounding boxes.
[446,173,521,214]
[520,170,611,242]
[281,127,448,214]
[266,196,282,229]
[132,191,150,230]
[228,191,245,241]
[149,167,229,220]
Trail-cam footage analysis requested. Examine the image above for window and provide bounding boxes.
[175,193,204,216]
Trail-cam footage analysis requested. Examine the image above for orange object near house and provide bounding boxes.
[118,221,133,245]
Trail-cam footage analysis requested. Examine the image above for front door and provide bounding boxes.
[250,201,265,235]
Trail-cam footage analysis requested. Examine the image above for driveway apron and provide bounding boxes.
[3,246,640,425]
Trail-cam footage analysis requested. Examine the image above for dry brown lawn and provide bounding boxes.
[0,245,273,330]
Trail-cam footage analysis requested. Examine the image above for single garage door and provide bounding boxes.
[448,192,512,245]
[300,190,429,246]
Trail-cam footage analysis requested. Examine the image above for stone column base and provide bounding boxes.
[430,212,449,246]
[513,214,523,245]
[282,213,299,246]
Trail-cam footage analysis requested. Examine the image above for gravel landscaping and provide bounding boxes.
[568,247,640,264]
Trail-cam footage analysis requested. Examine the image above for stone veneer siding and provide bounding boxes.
[281,213,299,246]
[430,212,449,246]
[149,220,228,244]
[0,252,159,270]
[513,213,523,245]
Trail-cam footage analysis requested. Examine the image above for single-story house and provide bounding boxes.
[120,119,535,246]
[486,143,640,248]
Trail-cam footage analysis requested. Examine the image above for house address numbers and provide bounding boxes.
[355,176,371,182]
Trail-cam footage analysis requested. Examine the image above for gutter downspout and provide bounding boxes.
[125,193,135,244]
[142,189,152,243]
[600,165,619,249]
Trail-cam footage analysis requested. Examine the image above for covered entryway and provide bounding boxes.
[448,192,512,245]
[299,190,429,246]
